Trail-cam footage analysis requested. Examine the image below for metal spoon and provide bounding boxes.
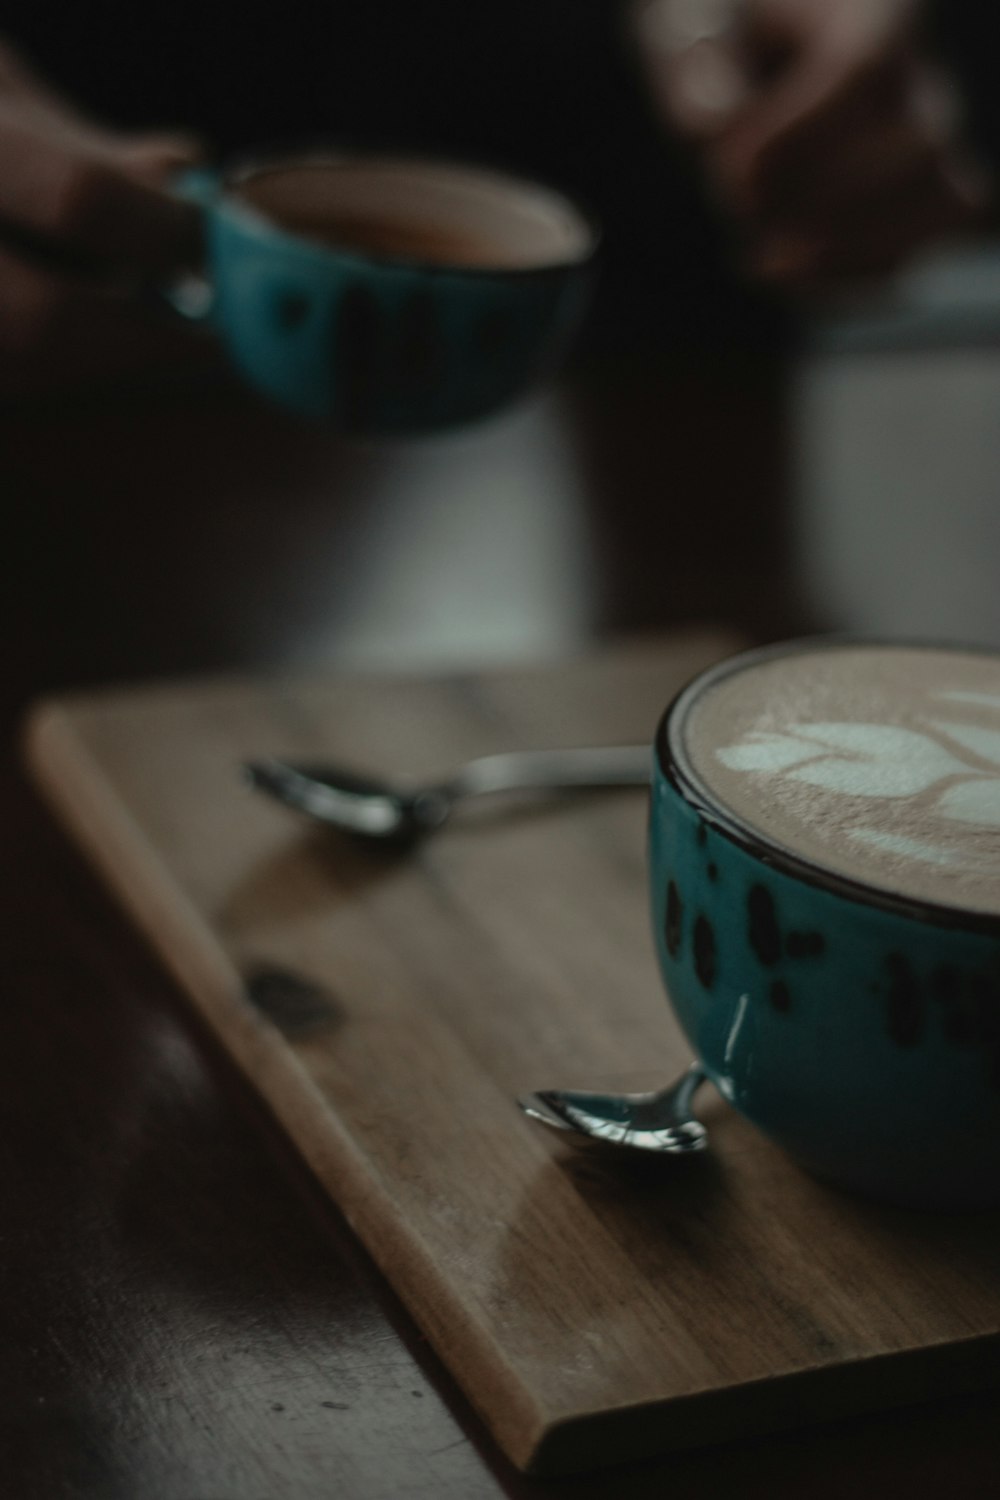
[243,744,650,843]
[518,1062,708,1154]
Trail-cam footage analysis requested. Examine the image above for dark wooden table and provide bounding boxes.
[4,349,999,1497]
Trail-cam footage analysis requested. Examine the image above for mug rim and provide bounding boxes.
[654,634,1000,937]
[216,147,602,280]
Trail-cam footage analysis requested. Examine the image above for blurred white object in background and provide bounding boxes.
[792,242,1000,645]
[297,389,594,670]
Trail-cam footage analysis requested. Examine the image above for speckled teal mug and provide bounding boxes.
[169,152,597,433]
[650,639,1000,1210]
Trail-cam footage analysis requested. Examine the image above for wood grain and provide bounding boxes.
[24,632,1000,1475]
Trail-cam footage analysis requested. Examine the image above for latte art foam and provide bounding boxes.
[677,643,1000,916]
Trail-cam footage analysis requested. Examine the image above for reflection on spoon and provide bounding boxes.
[518,1062,708,1154]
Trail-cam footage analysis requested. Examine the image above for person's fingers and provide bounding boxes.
[720,63,978,231]
[635,0,755,137]
[757,52,965,216]
[708,19,909,215]
[0,35,66,103]
[0,240,222,393]
[706,45,992,279]
[0,108,202,275]
[0,35,212,387]
[747,153,988,283]
[117,131,207,187]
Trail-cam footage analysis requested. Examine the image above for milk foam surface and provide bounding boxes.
[680,644,1000,915]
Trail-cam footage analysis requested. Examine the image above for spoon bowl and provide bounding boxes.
[519,1063,709,1154]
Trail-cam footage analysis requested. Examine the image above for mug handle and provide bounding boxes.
[156,167,219,322]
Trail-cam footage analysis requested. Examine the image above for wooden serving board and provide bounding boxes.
[24,631,1000,1475]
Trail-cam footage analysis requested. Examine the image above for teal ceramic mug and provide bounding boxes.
[167,151,598,433]
[650,638,1000,1210]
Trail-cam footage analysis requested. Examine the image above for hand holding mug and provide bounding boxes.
[0,36,203,390]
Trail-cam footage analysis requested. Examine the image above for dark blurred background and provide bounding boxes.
[10,3,1000,360]
[7,0,1000,689]
[3,0,793,360]
[8,1,1000,364]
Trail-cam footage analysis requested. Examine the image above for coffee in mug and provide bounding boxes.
[650,639,1000,1209]
[231,158,588,270]
[685,642,1000,915]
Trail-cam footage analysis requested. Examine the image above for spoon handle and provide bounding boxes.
[445,744,650,800]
